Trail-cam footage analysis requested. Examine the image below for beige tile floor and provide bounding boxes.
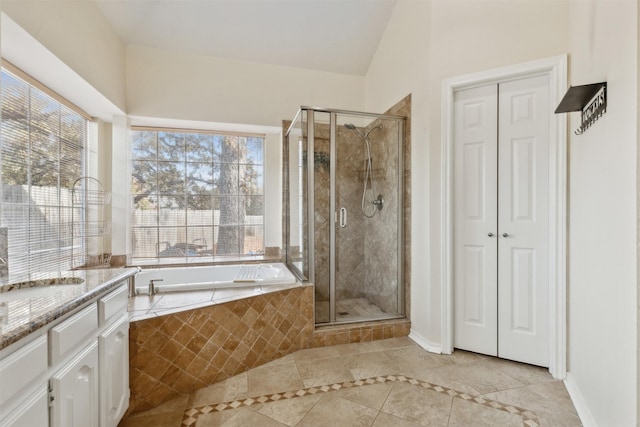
[119,337,581,427]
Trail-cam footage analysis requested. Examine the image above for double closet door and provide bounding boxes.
[453,74,550,367]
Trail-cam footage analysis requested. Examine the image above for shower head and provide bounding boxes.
[344,123,357,130]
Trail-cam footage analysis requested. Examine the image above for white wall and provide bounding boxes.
[111,116,131,259]
[365,0,433,347]
[365,0,570,348]
[125,46,366,254]
[564,1,638,425]
[367,0,639,424]
[264,132,283,248]
[127,45,365,127]
[1,0,127,112]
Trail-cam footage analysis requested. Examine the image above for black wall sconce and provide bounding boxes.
[555,82,607,135]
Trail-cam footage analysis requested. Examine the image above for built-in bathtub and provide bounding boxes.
[125,261,409,416]
[133,262,296,294]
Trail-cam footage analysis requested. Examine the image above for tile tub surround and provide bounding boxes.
[120,337,580,427]
[127,285,315,415]
[126,285,410,416]
[0,267,138,350]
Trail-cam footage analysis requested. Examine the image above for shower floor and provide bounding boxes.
[315,297,390,323]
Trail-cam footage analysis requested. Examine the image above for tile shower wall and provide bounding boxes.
[126,286,410,416]
[335,125,369,302]
[321,96,412,316]
[313,123,371,305]
[282,96,411,322]
[365,95,411,313]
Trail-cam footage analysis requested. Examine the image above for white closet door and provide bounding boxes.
[453,74,550,367]
[497,75,550,367]
[453,84,499,356]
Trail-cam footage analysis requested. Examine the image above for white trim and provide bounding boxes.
[408,330,442,354]
[1,13,125,122]
[563,374,594,426]
[128,115,282,136]
[440,55,568,378]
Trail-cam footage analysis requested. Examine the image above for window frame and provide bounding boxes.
[1,63,91,275]
[130,127,266,262]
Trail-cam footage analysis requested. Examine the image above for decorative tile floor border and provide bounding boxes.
[181,374,540,427]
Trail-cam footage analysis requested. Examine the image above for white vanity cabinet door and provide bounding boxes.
[0,385,48,427]
[50,339,99,427]
[99,314,129,427]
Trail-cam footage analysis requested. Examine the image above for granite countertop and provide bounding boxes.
[0,267,138,351]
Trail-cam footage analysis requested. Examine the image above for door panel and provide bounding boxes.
[498,75,550,367]
[453,84,498,356]
[454,75,550,367]
[50,340,99,427]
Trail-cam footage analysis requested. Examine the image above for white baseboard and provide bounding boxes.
[408,329,442,354]
[563,373,595,427]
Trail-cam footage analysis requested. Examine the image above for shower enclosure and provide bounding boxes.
[285,107,405,325]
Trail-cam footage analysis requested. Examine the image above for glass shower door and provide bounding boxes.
[333,113,403,322]
[311,111,332,324]
[286,106,405,326]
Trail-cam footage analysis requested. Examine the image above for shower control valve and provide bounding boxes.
[372,195,384,211]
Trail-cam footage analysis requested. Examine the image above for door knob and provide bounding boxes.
[488,233,494,237]
[502,233,509,238]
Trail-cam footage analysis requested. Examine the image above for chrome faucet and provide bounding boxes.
[148,279,163,295]
[128,267,143,297]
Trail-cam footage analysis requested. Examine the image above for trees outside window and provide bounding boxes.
[131,130,264,259]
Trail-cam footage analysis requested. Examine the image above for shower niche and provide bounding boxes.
[285,107,405,325]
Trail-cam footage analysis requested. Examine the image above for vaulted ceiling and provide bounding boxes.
[95,0,397,76]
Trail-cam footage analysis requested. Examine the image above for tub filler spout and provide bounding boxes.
[148,279,163,295]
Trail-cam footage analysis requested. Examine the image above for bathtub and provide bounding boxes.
[133,263,297,294]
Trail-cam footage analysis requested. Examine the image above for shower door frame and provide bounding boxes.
[302,107,406,325]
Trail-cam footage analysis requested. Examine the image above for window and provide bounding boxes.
[1,65,88,274]
[130,129,265,260]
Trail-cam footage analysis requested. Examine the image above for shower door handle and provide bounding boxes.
[339,207,347,228]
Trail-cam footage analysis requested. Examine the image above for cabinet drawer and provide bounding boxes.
[49,304,98,365]
[99,284,127,326]
[0,336,47,407]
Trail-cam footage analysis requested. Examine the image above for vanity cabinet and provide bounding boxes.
[99,314,129,427]
[50,340,100,427]
[0,279,130,427]
[0,336,49,427]
[0,386,48,427]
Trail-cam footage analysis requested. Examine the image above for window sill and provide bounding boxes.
[129,254,282,268]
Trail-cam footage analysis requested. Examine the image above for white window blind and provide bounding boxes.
[1,66,88,275]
